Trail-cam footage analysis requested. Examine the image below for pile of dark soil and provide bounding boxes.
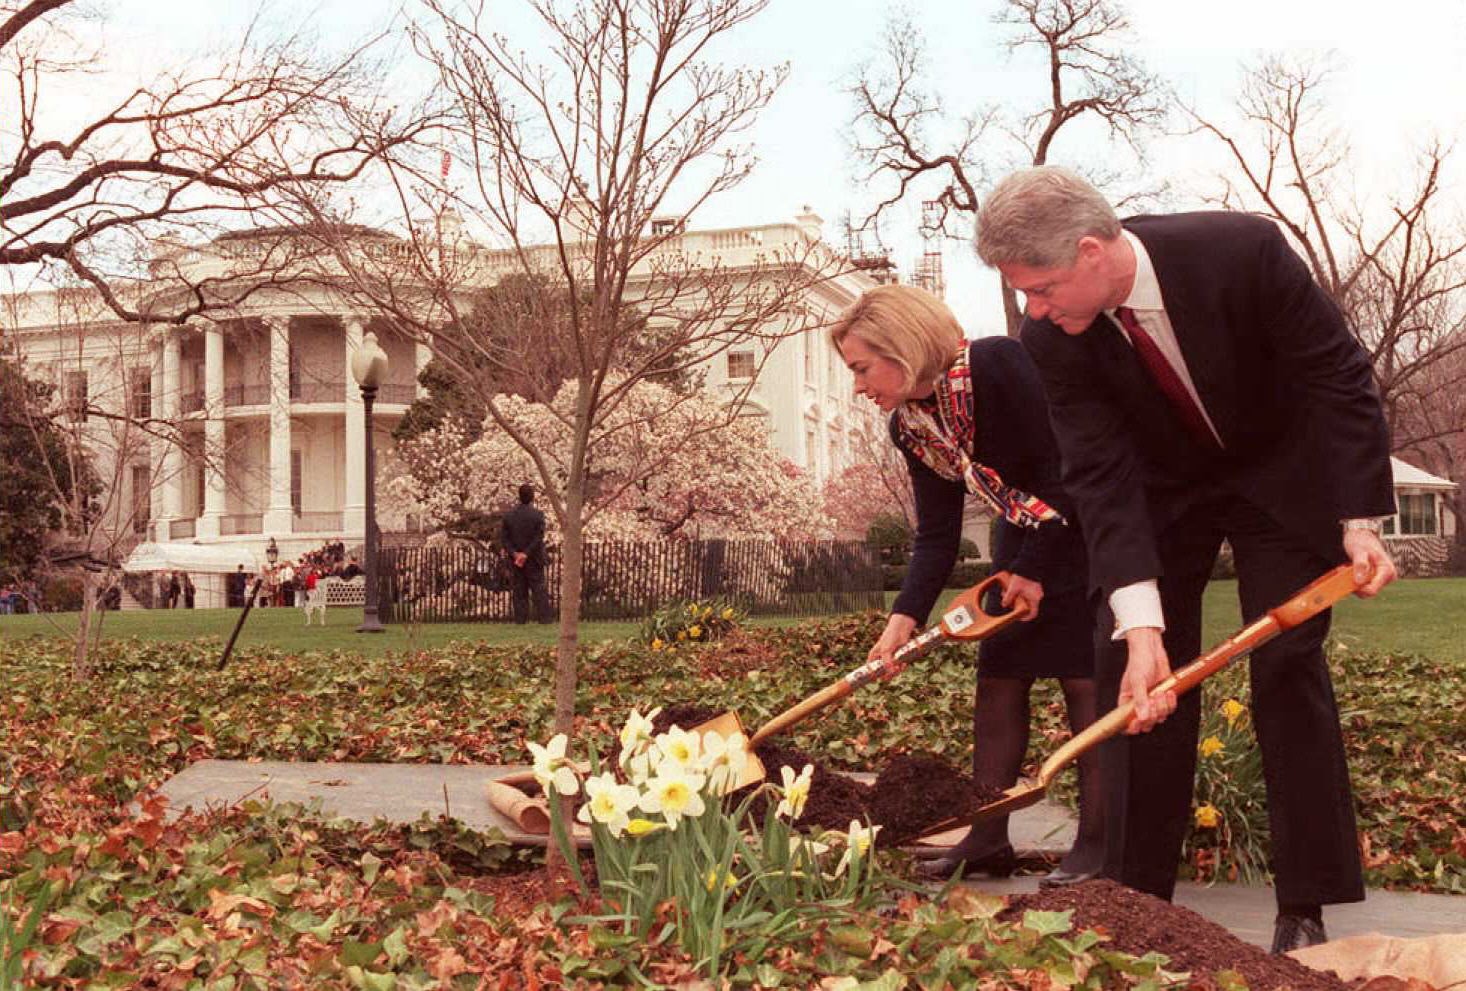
[1003,879,1348,991]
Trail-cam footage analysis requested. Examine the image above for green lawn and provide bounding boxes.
[920,577,1466,663]
[2,577,1460,660]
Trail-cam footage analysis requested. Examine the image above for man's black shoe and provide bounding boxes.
[1271,914,1327,955]
[1038,865,1100,889]
[912,845,1016,881]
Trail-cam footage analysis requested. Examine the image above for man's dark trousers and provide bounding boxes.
[510,561,552,624]
[1095,488,1364,907]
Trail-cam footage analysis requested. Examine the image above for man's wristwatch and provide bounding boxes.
[1341,518,1384,535]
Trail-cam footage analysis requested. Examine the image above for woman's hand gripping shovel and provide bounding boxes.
[694,573,1032,793]
[900,564,1362,845]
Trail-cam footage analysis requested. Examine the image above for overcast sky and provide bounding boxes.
[30,0,1466,335]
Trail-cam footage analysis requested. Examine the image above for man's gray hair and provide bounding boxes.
[975,167,1122,268]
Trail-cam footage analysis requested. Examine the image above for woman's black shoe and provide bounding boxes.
[913,845,1017,881]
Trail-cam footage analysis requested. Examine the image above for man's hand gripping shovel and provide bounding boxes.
[900,564,1362,844]
[694,573,1031,792]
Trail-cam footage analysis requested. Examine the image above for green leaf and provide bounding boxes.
[342,938,384,967]
[1021,909,1075,937]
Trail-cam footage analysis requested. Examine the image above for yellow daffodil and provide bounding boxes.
[1199,736,1225,758]
[721,607,735,620]
[576,772,641,837]
[1194,803,1221,829]
[624,817,666,838]
[676,630,687,641]
[703,868,740,892]
[638,765,706,829]
[688,624,703,640]
[1221,698,1246,726]
[835,819,881,876]
[527,733,579,797]
[688,603,698,616]
[701,607,713,620]
[651,638,665,651]
[776,763,814,820]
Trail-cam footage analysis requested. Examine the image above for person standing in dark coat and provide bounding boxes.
[975,166,1397,954]
[832,284,1104,887]
[500,483,552,624]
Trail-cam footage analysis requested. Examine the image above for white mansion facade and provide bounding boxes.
[4,209,885,581]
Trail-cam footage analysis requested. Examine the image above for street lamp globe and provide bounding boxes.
[350,332,389,390]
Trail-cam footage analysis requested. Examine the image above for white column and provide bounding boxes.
[263,316,294,534]
[157,329,184,538]
[197,324,227,538]
[148,337,165,541]
[343,317,366,535]
[415,340,432,398]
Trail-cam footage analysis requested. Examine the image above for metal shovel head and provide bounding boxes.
[689,709,767,793]
[969,781,1048,822]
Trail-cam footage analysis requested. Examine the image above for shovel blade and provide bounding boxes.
[968,782,1047,823]
[689,710,767,793]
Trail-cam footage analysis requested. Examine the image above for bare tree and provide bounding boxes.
[1,0,438,325]
[1192,55,1466,444]
[849,0,1168,334]
[293,0,847,752]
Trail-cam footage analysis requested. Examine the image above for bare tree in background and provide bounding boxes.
[849,0,1168,334]
[1,0,437,324]
[0,0,438,675]
[1193,55,1466,483]
[295,0,846,758]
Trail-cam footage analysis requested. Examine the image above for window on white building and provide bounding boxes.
[804,423,817,471]
[726,350,755,380]
[803,336,815,384]
[290,450,303,515]
[1385,493,1437,536]
[63,370,88,422]
[128,366,152,420]
[131,464,151,535]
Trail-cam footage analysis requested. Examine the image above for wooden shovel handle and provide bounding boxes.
[1034,564,1358,787]
[747,574,1027,747]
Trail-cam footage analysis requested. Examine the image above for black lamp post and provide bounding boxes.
[351,331,388,633]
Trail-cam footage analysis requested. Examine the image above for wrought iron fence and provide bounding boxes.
[378,539,883,624]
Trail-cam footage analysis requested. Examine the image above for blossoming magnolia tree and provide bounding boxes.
[388,378,832,543]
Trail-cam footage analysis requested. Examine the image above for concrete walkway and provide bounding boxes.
[157,759,1463,949]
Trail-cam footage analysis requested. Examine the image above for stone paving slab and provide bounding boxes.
[960,876,1466,948]
[158,759,1075,855]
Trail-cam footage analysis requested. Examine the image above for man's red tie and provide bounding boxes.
[1115,306,1221,450]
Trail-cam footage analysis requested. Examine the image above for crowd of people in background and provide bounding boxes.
[224,541,365,609]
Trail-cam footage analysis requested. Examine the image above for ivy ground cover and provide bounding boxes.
[1,610,1461,986]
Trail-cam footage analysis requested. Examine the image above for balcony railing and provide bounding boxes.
[292,380,346,404]
[378,383,417,405]
[224,384,272,407]
[168,518,196,539]
[295,511,344,532]
[220,514,264,536]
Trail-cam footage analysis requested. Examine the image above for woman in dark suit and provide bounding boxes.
[832,283,1103,885]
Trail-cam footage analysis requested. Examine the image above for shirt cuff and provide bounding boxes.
[1109,580,1165,641]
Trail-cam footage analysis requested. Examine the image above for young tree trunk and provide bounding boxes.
[72,571,96,681]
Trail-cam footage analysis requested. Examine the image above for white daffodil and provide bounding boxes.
[626,748,658,786]
[527,733,580,797]
[617,708,662,764]
[576,772,641,837]
[788,834,831,861]
[775,763,814,820]
[638,765,707,830]
[835,819,881,877]
[702,731,750,792]
[656,725,702,772]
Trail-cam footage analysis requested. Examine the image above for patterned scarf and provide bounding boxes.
[894,345,1066,530]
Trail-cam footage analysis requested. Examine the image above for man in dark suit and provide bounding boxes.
[500,483,552,624]
[975,167,1397,954]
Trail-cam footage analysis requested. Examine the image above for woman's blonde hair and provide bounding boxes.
[829,283,965,392]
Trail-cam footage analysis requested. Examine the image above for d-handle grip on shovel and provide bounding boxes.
[747,573,1028,747]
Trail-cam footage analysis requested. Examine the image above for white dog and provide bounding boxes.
[302,582,327,625]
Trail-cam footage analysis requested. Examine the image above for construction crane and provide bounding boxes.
[911,200,946,299]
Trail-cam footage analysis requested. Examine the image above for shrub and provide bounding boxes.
[947,561,992,589]
[865,513,911,565]
[957,536,981,560]
[639,597,744,650]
